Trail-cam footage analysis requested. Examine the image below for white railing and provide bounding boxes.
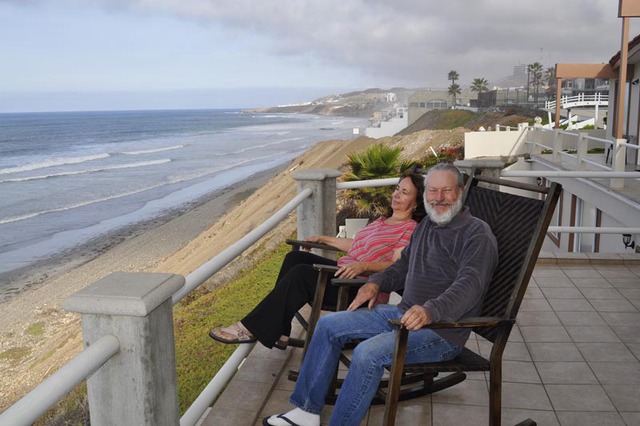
[502,169,640,178]
[180,343,255,426]
[545,93,609,110]
[336,177,399,189]
[176,186,313,425]
[0,335,119,425]
[0,183,316,426]
[527,126,639,188]
[2,163,639,426]
[173,187,313,304]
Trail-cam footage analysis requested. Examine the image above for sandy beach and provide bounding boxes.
[0,134,381,410]
[0,166,285,408]
[0,127,462,410]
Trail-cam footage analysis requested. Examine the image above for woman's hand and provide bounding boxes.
[304,235,324,244]
[347,282,380,311]
[335,262,367,279]
[303,235,353,252]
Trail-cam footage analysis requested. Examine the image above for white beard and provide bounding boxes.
[424,197,463,226]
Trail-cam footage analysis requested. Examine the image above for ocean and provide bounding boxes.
[0,109,367,299]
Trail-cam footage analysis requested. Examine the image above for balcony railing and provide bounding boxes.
[1,163,638,425]
[544,92,609,110]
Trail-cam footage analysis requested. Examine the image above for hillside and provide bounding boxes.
[398,107,545,135]
[245,87,548,128]
[244,87,415,117]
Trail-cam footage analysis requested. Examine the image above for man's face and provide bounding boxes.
[424,170,462,225]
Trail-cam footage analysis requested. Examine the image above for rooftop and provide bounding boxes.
[201,255,640,426]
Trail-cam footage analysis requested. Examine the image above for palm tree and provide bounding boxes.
[447,71,461,108]
[471,77,489,108]
[528,62,544,105]
[341,143,414,217]
[447,70,459,85]
[448,83,461,108]
[545,66,556,100]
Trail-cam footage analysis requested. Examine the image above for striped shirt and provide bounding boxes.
[337,217,417,267]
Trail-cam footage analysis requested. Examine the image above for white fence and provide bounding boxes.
[544,93,609,110]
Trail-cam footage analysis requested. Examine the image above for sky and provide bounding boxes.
[1,0,640,112]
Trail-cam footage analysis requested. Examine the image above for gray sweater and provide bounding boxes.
[369,207,498,346]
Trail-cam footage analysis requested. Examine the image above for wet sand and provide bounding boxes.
[0,135,379,410]
[0,167,281,303]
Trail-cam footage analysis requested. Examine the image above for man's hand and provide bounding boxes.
[400,305,432,330]
[335,262,367,279]
[347,282,380,311]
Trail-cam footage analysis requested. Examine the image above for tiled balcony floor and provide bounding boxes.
[202,255,640,426]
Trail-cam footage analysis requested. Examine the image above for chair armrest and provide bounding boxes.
[331,277,368,287]
[313,265,368,287]
[286,239,341,252]
[313,265,369,286]
[312,264,340,273]
[388,316,514,330]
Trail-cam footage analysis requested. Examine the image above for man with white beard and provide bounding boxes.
[263,163,498,426]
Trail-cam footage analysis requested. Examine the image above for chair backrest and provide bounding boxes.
[463,176,561,343]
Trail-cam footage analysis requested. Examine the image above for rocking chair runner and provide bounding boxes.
[380,175,562,426]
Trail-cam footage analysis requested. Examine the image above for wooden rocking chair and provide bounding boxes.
[286,175,561,423]
[380,175,562,426]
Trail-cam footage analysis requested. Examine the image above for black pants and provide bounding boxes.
[241,250,358,348]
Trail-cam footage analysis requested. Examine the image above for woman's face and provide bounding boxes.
[391,177,419,214]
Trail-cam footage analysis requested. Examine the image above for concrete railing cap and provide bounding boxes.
[62,272,185,316]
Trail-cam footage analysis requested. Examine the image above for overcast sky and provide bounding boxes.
[1,0,639,112]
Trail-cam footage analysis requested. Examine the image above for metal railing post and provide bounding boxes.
[612,138,627,189]
[553,130,562,162]
[293,169,341,257]
[62,272,185,426]
[577,133,587,170]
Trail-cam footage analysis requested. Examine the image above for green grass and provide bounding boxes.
[173,241,291,413]
[26,322,45,337]
[430,109,476,129]
[0,346,32,365]
[34,382,88,425]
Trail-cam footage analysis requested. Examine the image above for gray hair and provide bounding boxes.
[425,163,464,188]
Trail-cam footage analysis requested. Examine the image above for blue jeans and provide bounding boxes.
[290,304,462,426]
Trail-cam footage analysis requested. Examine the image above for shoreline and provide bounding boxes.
[0,165,286,408]
[0,134,379,410]
[0,166,284,304]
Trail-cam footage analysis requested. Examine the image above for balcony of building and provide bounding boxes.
[203,253,640,426]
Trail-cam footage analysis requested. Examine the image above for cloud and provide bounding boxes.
[105,0,636,87]
[4,0,639,90]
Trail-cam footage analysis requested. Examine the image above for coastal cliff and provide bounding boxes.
[243,87,415,117]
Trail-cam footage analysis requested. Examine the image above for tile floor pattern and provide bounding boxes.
[203,256,640,426]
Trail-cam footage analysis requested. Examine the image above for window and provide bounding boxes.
[426,100,447,109]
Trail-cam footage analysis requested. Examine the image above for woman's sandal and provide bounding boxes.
[209,322,257,344]
[273,337,288,351]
